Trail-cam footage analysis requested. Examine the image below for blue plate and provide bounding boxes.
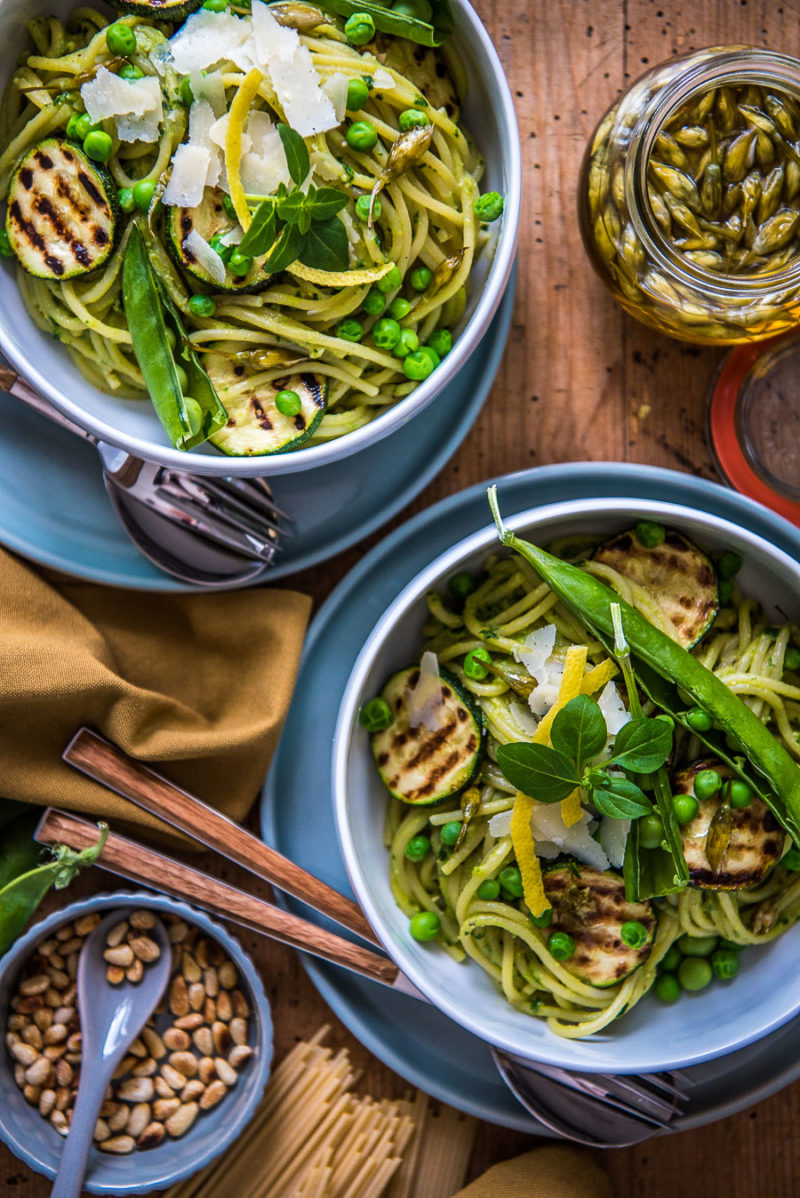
[260,462,800,1133]
[0,269,515,589]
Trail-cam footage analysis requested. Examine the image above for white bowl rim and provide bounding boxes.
[0,0,521,477]
[332,496,800,1075]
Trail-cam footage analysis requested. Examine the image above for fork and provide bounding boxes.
[0,364,291,565]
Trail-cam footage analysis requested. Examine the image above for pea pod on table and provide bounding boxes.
[0,823,108,957]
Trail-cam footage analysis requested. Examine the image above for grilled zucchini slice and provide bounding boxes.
[167,189,273,293]
[6,138,117,280]
[543,860,656,988]
[107,0,202,19]
[593,526,719,648]
[371,666,485,806]
[204,353,326,455]
[673,759,783,889]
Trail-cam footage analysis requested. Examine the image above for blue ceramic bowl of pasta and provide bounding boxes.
[0,0,520,477]
[332,496,800,1075]
[0,891,272,1194]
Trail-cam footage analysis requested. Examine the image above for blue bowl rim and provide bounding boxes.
[0,890,273,1195]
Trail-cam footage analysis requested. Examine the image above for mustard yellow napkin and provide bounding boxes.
[0,546,311,839]
[452,1146,613,1198]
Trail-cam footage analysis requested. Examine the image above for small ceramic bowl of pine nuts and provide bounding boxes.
[0,891,272,1194]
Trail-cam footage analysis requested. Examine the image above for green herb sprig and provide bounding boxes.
[238,125,350,273]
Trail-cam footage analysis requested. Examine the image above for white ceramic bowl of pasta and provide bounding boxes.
[332,497,800,1075]
[0,0,520,476]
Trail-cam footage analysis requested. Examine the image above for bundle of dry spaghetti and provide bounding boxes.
[166,1026,476,1198]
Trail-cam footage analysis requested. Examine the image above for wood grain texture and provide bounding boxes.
[4,2,800,1196]
[63,729,380,946]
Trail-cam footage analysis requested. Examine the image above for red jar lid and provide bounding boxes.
[708,332,800,527]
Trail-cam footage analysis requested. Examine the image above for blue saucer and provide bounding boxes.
[0,268,515,589]
[260,463,800,1132]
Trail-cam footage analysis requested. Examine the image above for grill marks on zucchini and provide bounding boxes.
[594,527,719,648]
[167,189,273,292]
[204,352,326,455]
[6,139,117,280]
[371,666,484,805]
[673,759,783,889]
[543,861,656,987]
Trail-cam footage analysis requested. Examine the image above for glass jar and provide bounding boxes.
[578,47,800,344]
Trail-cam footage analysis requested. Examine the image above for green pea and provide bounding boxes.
[105,21,137,56]
[179,76,194,106]
[399,108,430,131]
[473,191,504,222]
[409,911,440,941]
[67,112,94,141]
[416,346,440,371]
[391,329,419,359]
[678,957,713,992]
[209,234,233,263]
[498,866,523,898]
[477,878,500,901]
[347,120,378,152]
[226,250,251,278]
[672,793,699,825]
[83,129,113,163]
[781,847,800,871]
[358,697,393,731]
[405,834,431,862]
[355,194,380,222]
[388,296,411,320]
[529,907,553,927]
[410,266,433,292]
[677,934,718,958]
[785,646,800,671]
[549,932,576,961]
[727,779,754,808]
[448,571,474,600]
[337,318,364,342]
[711,948,740,980]
[362,290,386,316]
[132,179,156,212]
[203,0,228,9]
[119,63,145,80]
[694,769,722,800]
[427,328,452,357]
[718,578,733,605]
[0,229,13,259]
[377,264,402,293]
[392,0,433,18]
[638,813,664,849]
[182,397,203,436]
[174,364,189,392]
[347,77,370,110]
[275,388,302,417]
[685,707,712,732]
[464,646,491,680]
[372,317,401,349]
[402,350,435,382]
[659,944,682,973]
[654,973,682,1003]
[344,12,376,44]
[718,551,743,579]
[188,293,216,318]
[635,520,666,548]
[440,821,462,846]
[620,920,649,949]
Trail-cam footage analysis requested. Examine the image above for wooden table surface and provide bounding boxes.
[4,1,800,1195]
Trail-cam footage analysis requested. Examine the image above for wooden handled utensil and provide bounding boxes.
[63,727,379,947]
[35,809,423,996]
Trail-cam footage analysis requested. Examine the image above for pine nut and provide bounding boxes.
[154,1098,180,1121]
[215,991,232,1022]
[198,1057,217,1085]
[229,1045,253,1069]
[99,1135,136,1155]
[141,1028,166,1060]
[214,1058,238,1087]
[162,1028,191,1053]
[109,1105,130,1132]
[188,982,204,1012]
[117,1077,155,1103]
[132,1057,158,1078]
[130,936,161,963]
[219,961,238,990]
[93,1118,111,1143]
[180,1080,205,1103]
[160,1064,186,1092]
[25,1057,53,1087]
[19,975,50,997]
[174,1013,204,1031]
[181,952,201,984]
[126,959,144,985]
[193,1027,214,1057]
[10,1042,38,1066]
[169,976,189,1017]
[105,921,129,948]
[127,1102,152,1139]
[199,1080,227,1110]
[130,910,156,931]
[165,1102,198,1139]
[129,1037,147,1059]
[168,1051,198,1079]
[137,1121,166,1150]
[212,1022,231,1055]
[106,965,126,986]
[168,920,190,944]
[103,945,134,968]
[75,914,101,936]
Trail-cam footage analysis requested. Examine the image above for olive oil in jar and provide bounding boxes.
[579,47,800,344]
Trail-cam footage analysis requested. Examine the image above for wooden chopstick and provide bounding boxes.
[35,808,400,988]
[63,727,380,947]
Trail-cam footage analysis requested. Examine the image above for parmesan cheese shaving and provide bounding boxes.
[250,1,337,136]
[81,69,162,144]
[169,9,254,74]
[190,68,227,118]
[406,651,445,732]
[162,143,211,208]
[184,228,226,285]
[322,72,349,122]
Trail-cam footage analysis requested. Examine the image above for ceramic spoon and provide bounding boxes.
[50,909,172,1198]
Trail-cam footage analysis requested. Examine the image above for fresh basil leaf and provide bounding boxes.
[592,777,652,819]
[550,695,607,769]
[237,199,277,257]
[495,743,581,804]
[278,123,310,186]
[298,215,350,272]
[306,187,350,220]
[262,222,305,273]
[276,188,308,226]
[608,716,673,774]
[311,0,454,47]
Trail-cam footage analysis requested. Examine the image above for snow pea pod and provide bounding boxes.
[122,222,227,452]
[488,488,800,841]
[0,823,107,957]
